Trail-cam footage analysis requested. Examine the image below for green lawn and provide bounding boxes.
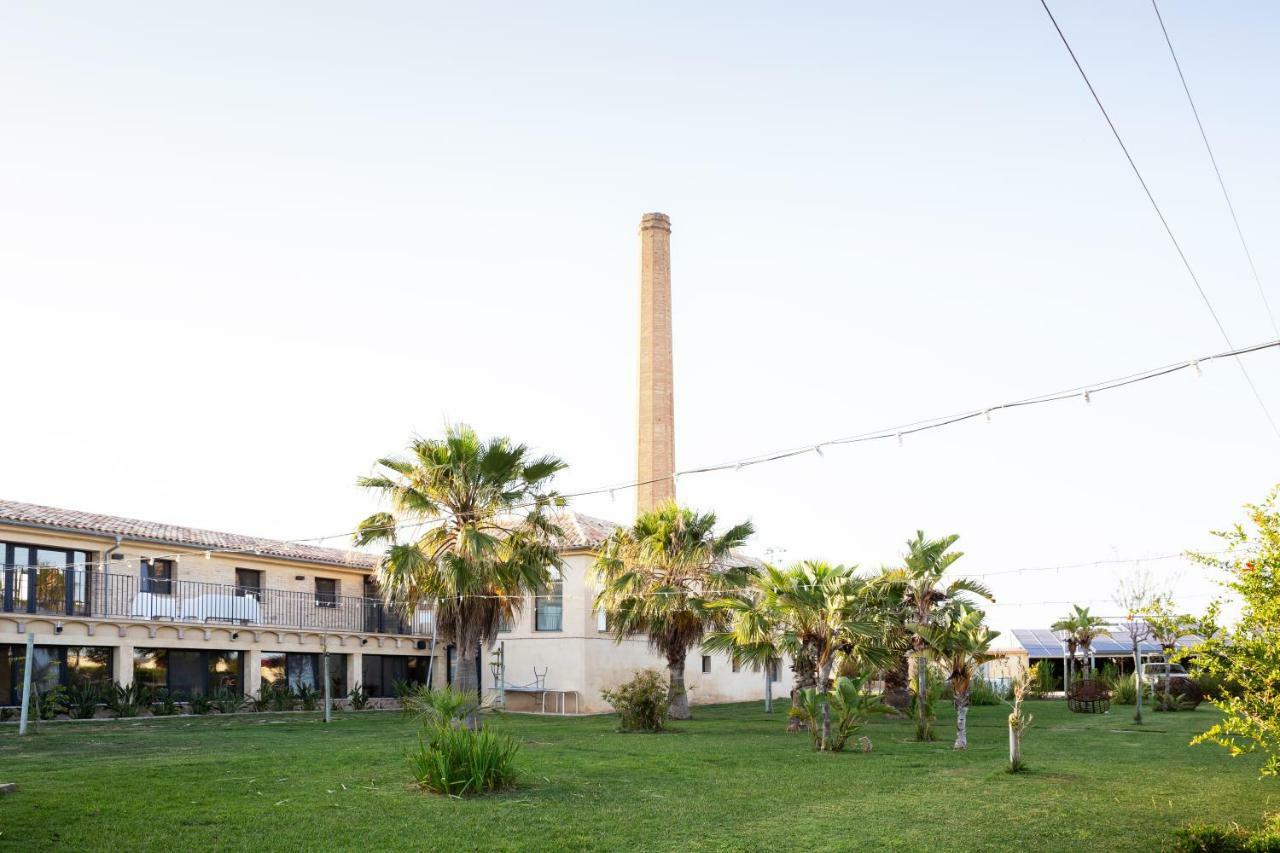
[0,700,1272,851]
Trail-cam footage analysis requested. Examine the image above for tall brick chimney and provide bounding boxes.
[636,212,675,515]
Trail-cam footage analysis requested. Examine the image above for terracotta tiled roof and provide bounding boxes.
[546,510,620,551]
[0,499,377,570]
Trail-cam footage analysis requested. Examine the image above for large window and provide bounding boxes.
[314,578,338,608]
[1,645,114,705]
[235,568,263,599]
[360,654,429,698]
[534,568,563,632]
[261,652,345,697]
[142,559,174,595]
[2,542,91,615]
[132,648,243,697]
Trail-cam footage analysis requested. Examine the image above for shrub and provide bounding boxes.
[210,687,243,714]
[967,678,1002,707]
[797,673,892,752]
[408,722,520,796]
[601,669,668,732]
[1029,662,1059,698]
[1156,679,1205,712]
[37,685,68,720]
[151,688,181,716]
[347,684,370,710]
[104,683,150,718]
[391,679,415,701]
[65,682,101,719]
[1110,676,1152,706]
[189,693,214,715]
[401,685,478,727]
[0,706,13,723]
[293,681,319,712]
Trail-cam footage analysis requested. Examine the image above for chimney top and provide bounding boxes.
[639,212,671,231]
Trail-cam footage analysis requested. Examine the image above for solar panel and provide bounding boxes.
[1010,626,1197,658]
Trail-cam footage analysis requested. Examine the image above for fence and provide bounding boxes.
[0,566,433,636]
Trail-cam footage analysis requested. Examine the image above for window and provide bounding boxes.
[235,568,263,599]
[2,644,114,705]
[314,578,338,608]
[702,655,712,674]
[3,542,91,615]
[143,559,174,595]
[133,648,244,696]
[361,654,427,698]
[596,609,608,632]
[534,568,563,631]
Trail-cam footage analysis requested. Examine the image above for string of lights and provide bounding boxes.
[25,337,1275,570]
[1039,0,1280,439]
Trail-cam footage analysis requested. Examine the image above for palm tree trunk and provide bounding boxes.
[953,688,969,750]
[914,650,931,741]
[1132,638,1144,725]
[818,658,834,751]
[667,652,690,720]
[787,649,816,732]
[882,655,911,712]
[456,642,480,729]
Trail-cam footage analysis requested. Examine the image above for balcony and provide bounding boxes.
[0,567,433,636]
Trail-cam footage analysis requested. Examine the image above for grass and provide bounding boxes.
[0,700,1274,851]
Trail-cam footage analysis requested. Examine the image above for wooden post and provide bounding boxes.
[18,633,34,736]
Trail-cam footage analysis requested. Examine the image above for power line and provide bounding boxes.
[57,337,1280,567]
[1038,0,1280,440]
[1149,0,1280,341]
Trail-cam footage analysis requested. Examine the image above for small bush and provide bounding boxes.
[293,681,320,712]
[348,684,370,710]
[104,683,150,718]
[37,685,68,720]
[151,688,181,716]
[210,687,243,714]
[402,685,477,726]
[1110,676,1152,706]
[189,693,213,715]
[408,722,520,796]
[65,682,101,719]
[1155,678,1205,712]
[0,706,14,723]
[1029,662,1059,698]
[967,678,1002,707]
[601,669,668,732]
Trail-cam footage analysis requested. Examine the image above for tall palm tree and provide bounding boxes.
[1070,605,1110,678]
[593,503,755,720]
[1050,610,1082,686]
[706,560,891,748]
[875,531,993,741]
[354,424,566,726]
[917,604,1000,750]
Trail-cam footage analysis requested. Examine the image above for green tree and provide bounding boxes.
[916,604,999,750]
[355,424,566,726]
[876,532,992,741]
[704,561,891,748]
[593,503,755,720]
[1189,487,1280,777]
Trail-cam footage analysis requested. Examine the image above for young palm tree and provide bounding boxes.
[1071,605,1110,678]
[705,560,890,749]
[354,424,566,726]
[1050,611,1082,686]
[593,503,755,720]
[917,604,1000,750]
[875,531,993,742]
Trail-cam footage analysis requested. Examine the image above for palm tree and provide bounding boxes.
[354,424,566,726]
[917,604,1000,750]
[593,503,755,720]
[1050,611,1082,686]
[705,561,891,746]
[875,531,993,742]
[1071,605,1110,679]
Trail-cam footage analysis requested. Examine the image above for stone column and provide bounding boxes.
[347,651,363,694]
[244,648,263,697]
[113,643,134,687]
[637,212,676,514]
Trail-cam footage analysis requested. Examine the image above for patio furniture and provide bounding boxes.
[1066,678,1111,714]
[502,667,580,715]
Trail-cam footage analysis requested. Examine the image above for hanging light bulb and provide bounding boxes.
[734,462,744,472]
[204,550,212,560]
[608,489,615,502]
[1191,359,1201,378]
[896,432,903,447]
[813,444,824,458]
[984,409,991,424]
[1083,390,1091,404]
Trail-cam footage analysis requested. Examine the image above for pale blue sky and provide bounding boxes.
[2,2,1276,626]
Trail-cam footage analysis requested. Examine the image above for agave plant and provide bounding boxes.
[151,688,182,716]
[64,682,102,720]
[104,683,151,718]
[347,684,371,711]
[293,681,319,712]
[210,686,243,714]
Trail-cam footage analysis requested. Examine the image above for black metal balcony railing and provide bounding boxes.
[0,567,434,636]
